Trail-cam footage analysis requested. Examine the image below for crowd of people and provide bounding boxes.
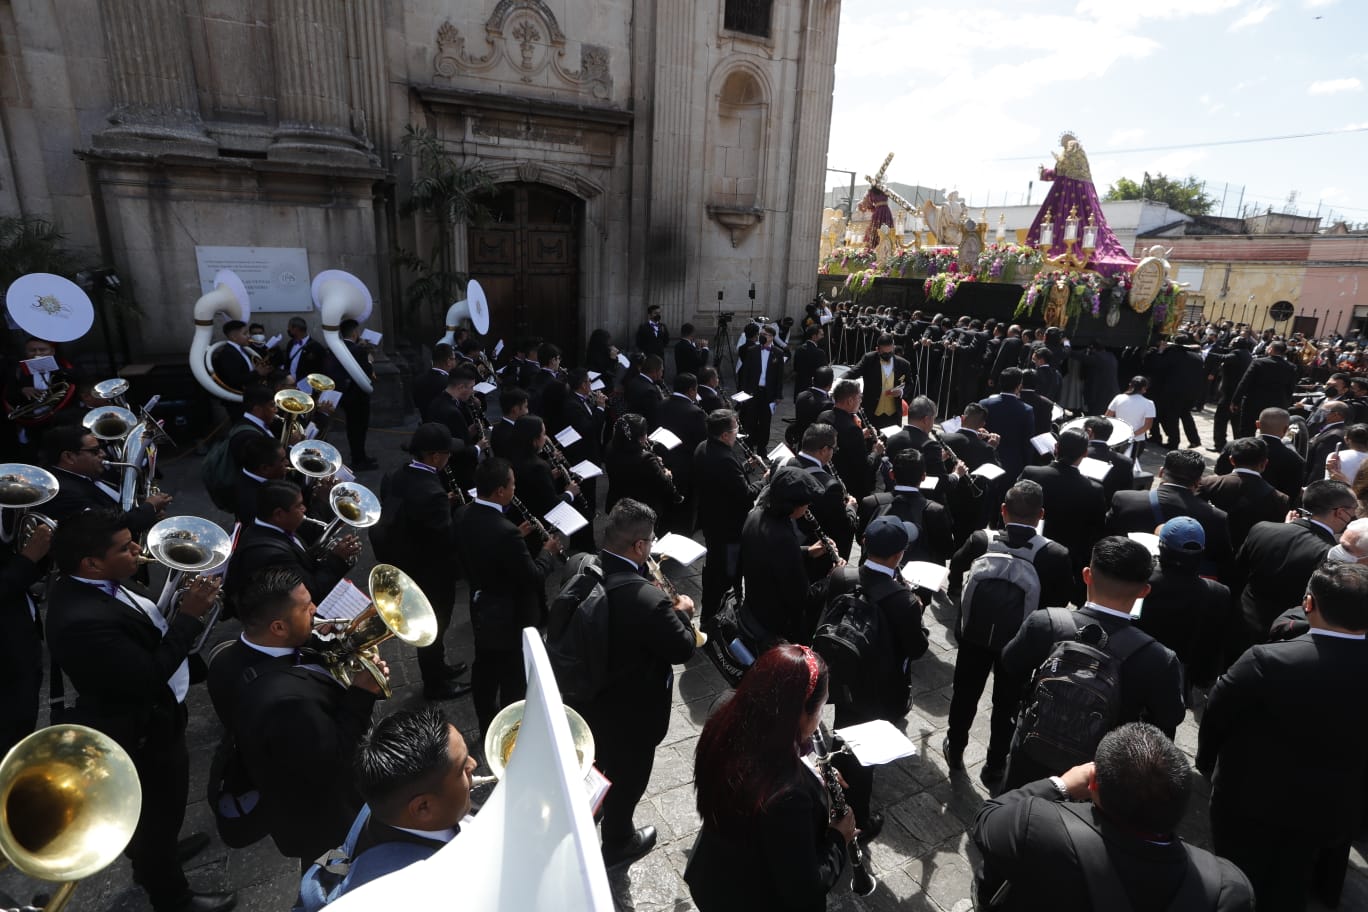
[2,298,1367,912]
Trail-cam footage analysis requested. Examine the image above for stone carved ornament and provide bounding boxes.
[434,0,612,100]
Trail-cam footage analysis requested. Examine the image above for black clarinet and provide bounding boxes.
[813,738,877,896]
[799,509,841,565]
[645,447,685,504]
[930,427,983,498]
[440,463,469,506]
[734,434,765,475]
[509,495,551,545]
[541,439,593,517]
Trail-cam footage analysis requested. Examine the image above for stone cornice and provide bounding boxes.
[414,85,632,129]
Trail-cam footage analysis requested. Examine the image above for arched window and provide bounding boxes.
[724,0,772,38]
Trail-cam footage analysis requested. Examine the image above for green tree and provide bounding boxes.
[395,125,495,332]
[1103,172,1216,217]
[0,216,77,287]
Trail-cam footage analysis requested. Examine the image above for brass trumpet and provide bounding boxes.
[309,563,438,698]
[0,724,142,912]
[275,388,315,445]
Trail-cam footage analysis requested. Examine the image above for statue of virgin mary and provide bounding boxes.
[1026,132,1136,278]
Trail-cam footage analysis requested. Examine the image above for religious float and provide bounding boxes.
[816,136,1188,350]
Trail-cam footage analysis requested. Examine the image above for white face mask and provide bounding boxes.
[250,334,266,344]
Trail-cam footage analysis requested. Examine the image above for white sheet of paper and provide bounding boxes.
[570,460,603,480]
[972,463,1006,480]
[317,578,372,621]
[1051,404,1065,421]
[493,339,505,357]
[360,329,383,346]
[266,334,283,351]
[303,422,319,440]
[590,378,605,391]
[1078,457,1113,482]
[545,501,588,536]
[919,476,939,491]
[334,465,355,483]
[834,719,918,766]
[1030,432,1055,456]
[555,426,583,447]
[940,417,962,434]
[587,371,601,380]
[730,390,753,404]
[652,532,708,567]
[1128,532,1161,556]
[318,389,343,409]
[1131,597,1144,619]
[22,356,58,373]
[878,423,904,439]
[768,442,795,464]
[616,352,630,368]
[820,312,833,325]
[901,561,950,592]
[296,378,313,393]
[474,381,497,395]
[648,427,682,450]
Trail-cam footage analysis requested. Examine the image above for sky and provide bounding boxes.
[826,0,1368,226]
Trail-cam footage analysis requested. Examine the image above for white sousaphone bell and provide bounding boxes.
[440,278,490,345]
[312,269,374,394]
[5,273,93,424]
[188,269,252,403]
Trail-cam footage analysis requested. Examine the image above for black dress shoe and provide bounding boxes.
[161,891,237,912]
[941,736,965,771]
[858,812,884,844]
[423,679,473,701]
[980,760,1006,788]
[444,661,470,680]
[176,831,211,863]
[602,825,657,868]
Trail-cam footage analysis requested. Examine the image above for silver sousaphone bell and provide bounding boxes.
[0,463,58,549]
[81,405,138,442]
[289,439,343,479]
[139,517,233,638]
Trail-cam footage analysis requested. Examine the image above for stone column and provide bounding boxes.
[645,4,697,321]
[94,0,214,153]
[269,0,371,164]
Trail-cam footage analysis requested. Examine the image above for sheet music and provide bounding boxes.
[544,501,589,536]
[648,427,682,450]
[616,352,630,368]
[318,389,343,409]
[971,463,1005,480]
[590,378,605,392]
[1128,532,1161,556]
[587,371,601,380]
[878,423,904,439]
[22,355,58,373]
[919,476,939,491]
[940,416,962,434]
[768,442,795,464]
[729,391,753,404]
[265,334,283,351]
[474,381,497,395]
[303,422,320,440]
[317,578,371,621]
[1078,457,1113,482]
[1051,404,1065,421]
[570,460,603,480]
[835,719,917,766]
[334,464,355,483]
[901,561,950,592]
[360,329,383,346]
[493,339,505,357]
[555,426,583,447]
[1030,432,1055,455]
[652,532,708,566]
[144,394,161,413]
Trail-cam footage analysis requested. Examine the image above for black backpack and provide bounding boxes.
[958,531,1046,651]
[1014,608,1151,774]
[545,556,638,705]
[812,576,883,705]
[200,424,259,512]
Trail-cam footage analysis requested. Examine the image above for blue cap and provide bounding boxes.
[864,515,919,558]
[1158,516,1205,553]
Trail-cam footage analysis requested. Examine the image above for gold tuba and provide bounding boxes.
[305,373,335,394]
[0,724,142,912]
[311,563,438,698]
[274,388,315,445]
[0,463,58,550]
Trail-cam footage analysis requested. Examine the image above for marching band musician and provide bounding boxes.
[233,436,289,527]
[427,366,488,490]
[654,372,707,533]
[208,568,386,869]
[603,413,678,529]
[786,422,857,562]
[227,384,282,465]
[696,365,727,414]
[489,386,529,459]
[284,315,327,383]
[857,450,955,567]
[736,327,784,450]
[413,343,456,421]
[791,324,829,404]
[455,457,564,738]
[739,466,829,646]
[527,342,568,429]
[226,480,359,609]
[884,395,967,501]
[47,509,234,912]
[3,336,80,448]
[507,415,579,529]
[846,332,909,430]
[790,364,835,449]
[0,520,50,757]
[817,379,883,500]
[559,368,607,522]
[625,354,665,426]
[44,424,171,535]
[213,319,273,414]
[327,319,378,471]
[693,409,766,623]
[372,423,471,701]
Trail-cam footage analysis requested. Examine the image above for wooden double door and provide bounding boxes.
[467,182,581,360]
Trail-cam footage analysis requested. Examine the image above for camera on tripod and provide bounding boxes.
[717,310,734,327]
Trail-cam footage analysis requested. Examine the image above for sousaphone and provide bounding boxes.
[187,269,252,403]
[311,269,374,394]
[440,278,490,345]
[4,274,90,423]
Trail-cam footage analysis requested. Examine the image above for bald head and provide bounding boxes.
[1257,408,1290,437]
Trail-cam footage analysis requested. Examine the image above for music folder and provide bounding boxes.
[554,426,582,447]
[569,460,603,480]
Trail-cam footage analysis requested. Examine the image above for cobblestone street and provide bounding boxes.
[4,402,1365,912]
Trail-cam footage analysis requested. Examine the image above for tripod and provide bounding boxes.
[711,315,736,388]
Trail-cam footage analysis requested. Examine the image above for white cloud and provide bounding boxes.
[1230,2,1277,29]
[1309,77,1363,94]
[1107,128,1146,147]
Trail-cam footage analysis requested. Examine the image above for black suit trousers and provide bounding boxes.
[590,716,659,846]
[700,539,741,621]
[947,639,1017,766]
[1157,398,1200,446]
[341,388,371,461]
[472,645,525,739]
[415,577,457,686]
[128,703,191,909]
[1211,800,1320,912]
[1212,397,1234,446]
[739,399,773,451]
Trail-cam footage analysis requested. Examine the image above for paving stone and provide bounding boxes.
[651,781,702,841]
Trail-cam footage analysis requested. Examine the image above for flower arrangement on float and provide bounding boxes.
[975,244,1044,283]
[843,269,879,300]
[1014,270,1106,323]
[819,246,878,275]
[1151,280,1186,334]
[924,270,977,303]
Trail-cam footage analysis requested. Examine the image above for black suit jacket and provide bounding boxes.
[1020,390,1056,437]
[818,408,879,500]
[455,501,558,648]
[635,320,668,358]
[373,464,457,596]
[847,352,911,417]
[697,384,726,415]
[791,341,829,400]
[227,522,351,607]
[1232,354,1297,414]
[284,336,327,380]
[1135,565,1231,688]
[673,338,708,378]
[855,488,954,566]
[793,388,834,442]
[489,417,517,460]
[45,575,202,753]
[561,393,606,465]
[1107,484,1233,578]
[1019,463,1106,573]
[46,467,159,536]
[786,454,857,560]
[655,394,707,491]
[211,342,257,395]
[1211,348,1252,398]
[1197,470,1289,551]
[990,336,1024,387]
[739,345,785,404]
[1232,518,1335,637]
[426,393,481,486]
[232,470,269,528]
[823,564,928,716]
[1305,421,1346,483]
[977,393,1036,481]
[216,641,379,860]
[693,438,763,541]
[604,448,676,518]
[741,507,823,644]
[1198,632,1368,843]
[974,779,1253,912]
[1085,441,1134,504]
[412,368,449,420]
[624,373,665,425]
[1214,434,1304,504]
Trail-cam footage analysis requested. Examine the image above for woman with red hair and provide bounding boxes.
[684,645,854,911]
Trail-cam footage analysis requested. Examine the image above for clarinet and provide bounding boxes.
[509,495,551,545]
[813,737,877,896]
[440,463,468,506]
[734,435,765,475]
[799,509,841,565]
[930,427,983,498]
[645,447,685,504]
[541,439,593,516]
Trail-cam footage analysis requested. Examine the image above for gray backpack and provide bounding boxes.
[959,532,1046,651]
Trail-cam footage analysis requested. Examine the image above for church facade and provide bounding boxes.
[0,0,841,375]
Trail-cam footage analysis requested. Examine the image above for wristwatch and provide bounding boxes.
[1048,775,1071,801]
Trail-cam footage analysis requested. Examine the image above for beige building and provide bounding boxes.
[0,0,841,409]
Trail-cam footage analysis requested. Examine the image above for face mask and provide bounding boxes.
[250,334,266,344]
[1326,385,1340,396]
[879,352,893,361]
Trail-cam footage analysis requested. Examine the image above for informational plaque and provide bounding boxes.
[195,246,312,313]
